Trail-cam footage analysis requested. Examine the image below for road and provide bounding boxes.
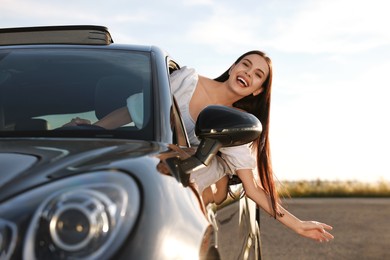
[259,198,390,260]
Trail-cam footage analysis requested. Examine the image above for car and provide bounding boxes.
[0,25,263,260]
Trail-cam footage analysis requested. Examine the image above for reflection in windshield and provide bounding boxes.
[0,48,152,139]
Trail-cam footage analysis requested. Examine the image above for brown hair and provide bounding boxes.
[215,50,279,217]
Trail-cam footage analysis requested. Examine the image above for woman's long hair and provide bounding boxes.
[215,50,280,217]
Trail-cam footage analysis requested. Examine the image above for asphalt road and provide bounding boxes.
[259,198,390,260]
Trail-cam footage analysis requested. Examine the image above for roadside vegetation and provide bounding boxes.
[215,179,390,211]
[277,179,390,198]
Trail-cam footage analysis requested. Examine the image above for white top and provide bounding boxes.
[127,66,257,192]
[170,67,256,171]
[170,66,199,145]
[126,92,143,129]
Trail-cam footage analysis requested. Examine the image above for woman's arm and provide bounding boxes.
[237,169,334,242]
[62,106,132,129]
[94,106,132,129]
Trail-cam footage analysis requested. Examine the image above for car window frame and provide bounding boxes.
[168,60,190,148]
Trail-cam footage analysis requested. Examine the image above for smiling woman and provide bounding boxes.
[70,49,334,245]
[187,50,334,243]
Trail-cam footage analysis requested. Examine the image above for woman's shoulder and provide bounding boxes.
[170,66,199,94]
[170,66,197,81]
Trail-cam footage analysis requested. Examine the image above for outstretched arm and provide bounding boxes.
[237,169,334,242]
[94,107,132,129]
[62,107,132,129]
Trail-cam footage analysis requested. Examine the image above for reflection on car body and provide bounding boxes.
[0,25,262,259]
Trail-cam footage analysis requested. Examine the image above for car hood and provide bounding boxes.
[0,138,163,201]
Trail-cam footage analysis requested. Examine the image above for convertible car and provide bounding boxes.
[0,25,262,260]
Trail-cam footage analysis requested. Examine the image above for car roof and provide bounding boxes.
[0,25,113,46]
[0,25,174,59]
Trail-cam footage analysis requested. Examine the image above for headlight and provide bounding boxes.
[45,189,112,253]
[23,172,140,260]
[0,219,17,260]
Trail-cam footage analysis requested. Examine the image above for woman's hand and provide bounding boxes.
[62,117,91,127]
[230,170,335,243]
[297,220,334,242]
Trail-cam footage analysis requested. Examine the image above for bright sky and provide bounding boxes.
[2,0,390,182]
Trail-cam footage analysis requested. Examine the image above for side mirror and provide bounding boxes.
[195,105,262,147]
[180,105,262,174]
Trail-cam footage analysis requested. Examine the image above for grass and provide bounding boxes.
[277,179,390,198]
[212,179,390,211]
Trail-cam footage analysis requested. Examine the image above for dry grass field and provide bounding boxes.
[277,179,390,198]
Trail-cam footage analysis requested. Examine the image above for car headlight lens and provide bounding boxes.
[0,219,17,260]
[46,190,111,252]
[23,172,140,260]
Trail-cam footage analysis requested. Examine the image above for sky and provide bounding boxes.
[1,0,390,182]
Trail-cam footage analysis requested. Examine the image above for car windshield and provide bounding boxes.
[0,47,153,139]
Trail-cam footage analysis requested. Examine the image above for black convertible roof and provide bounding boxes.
[0,25,113,46]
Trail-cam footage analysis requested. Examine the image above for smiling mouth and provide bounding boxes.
[237,76,249,87]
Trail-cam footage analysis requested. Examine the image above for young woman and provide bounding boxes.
[67,50,334,243]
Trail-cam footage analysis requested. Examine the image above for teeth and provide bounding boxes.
[238,77,248,87]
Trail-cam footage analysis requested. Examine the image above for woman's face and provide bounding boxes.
[228,54,269,97]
